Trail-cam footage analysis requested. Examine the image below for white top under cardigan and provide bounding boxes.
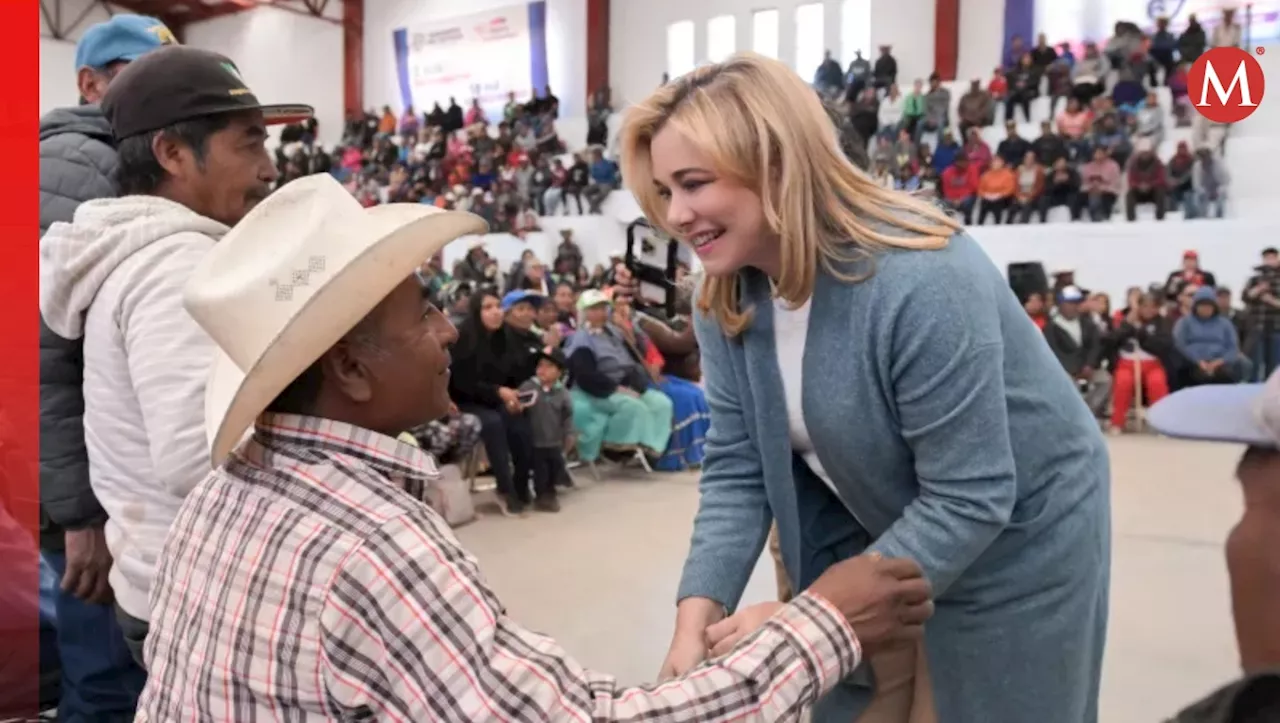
[772,297,864,525]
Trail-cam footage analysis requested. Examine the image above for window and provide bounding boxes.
[666,20,696,79]
[706,15,736,64]
[751,9,779,60]
[794,3,824,74]
[841,0,871,67]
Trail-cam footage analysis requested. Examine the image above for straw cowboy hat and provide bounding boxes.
[183,174,487,466]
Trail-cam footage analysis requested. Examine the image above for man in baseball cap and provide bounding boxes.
[1148,378,1280,721]
[36,13,174,720]
[39,46,311,673]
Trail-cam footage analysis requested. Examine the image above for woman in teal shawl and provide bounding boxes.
[564,290,673,461]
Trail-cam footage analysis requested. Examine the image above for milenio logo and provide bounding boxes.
[1188,46,1266,123]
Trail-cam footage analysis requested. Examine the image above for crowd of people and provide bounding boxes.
[268,85,621,235]
[820,8,1243,225]
[1022,247,1277,435]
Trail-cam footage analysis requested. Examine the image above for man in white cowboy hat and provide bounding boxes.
[138,173,934,721]
[1147,375,1280,722]
[38,45,312,667]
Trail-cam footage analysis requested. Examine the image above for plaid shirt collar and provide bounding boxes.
[239,413,439,484]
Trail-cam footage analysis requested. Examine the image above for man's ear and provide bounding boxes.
[77,67,107,105]
[322,342,376,404]
[152,131,194,180]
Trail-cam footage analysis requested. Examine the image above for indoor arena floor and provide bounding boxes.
[456,434,1245,722]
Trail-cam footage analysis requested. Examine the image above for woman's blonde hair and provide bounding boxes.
[619,52,961,336]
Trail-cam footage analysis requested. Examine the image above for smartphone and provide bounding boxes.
[518,389,538,406]
[625,219,689,318]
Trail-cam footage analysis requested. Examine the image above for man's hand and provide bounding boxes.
[62,527,114,605]
[808,554,933,654]
[498,387,522,414]
[705,602,786,657]
[1079,365,1095,380]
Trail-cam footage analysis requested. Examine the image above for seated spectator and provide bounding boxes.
[586,91,611,146]
[521,258,552,296]
[939,153,979,224]
[1039,157,1082,222]
[1191,145,1229,219]
[1110,69,1147,116]
[892,128,918,172]
[1169,61,1192,126]
[542,157,568,215]
[1056,98,1094,160]
[918,73,951,144]
[512,201,539,237]
[963,127,993,172]
[901,78,926,136]
[1166,141,1196,214]
[1005,53,1041,123]
[449,290,539,515]
[518,350,573,511]
[377,105,396,135]
[932,129,961,174]
[565,290,673,462]
[551,280,579,337]
[1044,286,1112,419]
[987,67,1008,102]
[957,79,995,140]
[613,296,709,472]
[564,151,589,215]
[1092,113,1132,169]
[1217,286,1247,346]
[977,156,1016,225]
[870,158,895,189]
[1133,90,1166,147]
[1030,32,1058,70]
[1033,120,1068,166]
[584,148,619,214]
[1024,290,1049,330]
[1105,22,1142,75]
[1011,151,1045,223]
[849,87,880,150]
[1173,287,1253,386]
[1045,57,1072,116]
[1071,43,1108,105]
[895,164,921,191]
[464,98,485,126]
[877,83,905,138]
[844,50,871,100]
[399,104,419,137]
[1148,16,1178,85]
[1125,141,1168,221]
[996,120,1032,168]
[1086,292,1114,333]
[1080,146,1122,221]
[1164,250,1218,301]
[1110,293,1174,432]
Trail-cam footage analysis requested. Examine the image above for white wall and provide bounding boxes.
[956,0,1003,84]
[38,0,121,115]
[363,0,587,119]
[610,0,934,110]
[185,5,345,148]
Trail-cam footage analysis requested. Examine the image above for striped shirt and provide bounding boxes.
[138,413,861,722]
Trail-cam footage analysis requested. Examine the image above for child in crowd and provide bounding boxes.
[520,349,574,512]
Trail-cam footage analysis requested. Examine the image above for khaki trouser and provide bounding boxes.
[768,525,935,723]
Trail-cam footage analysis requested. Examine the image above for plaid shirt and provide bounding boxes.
[137,413,861,722]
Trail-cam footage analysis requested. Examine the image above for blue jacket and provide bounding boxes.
[1174,287,1240,363]
[931,141,960,175]
[684,233,1110,722]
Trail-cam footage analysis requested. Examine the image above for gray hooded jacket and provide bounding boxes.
[38,104,118,550]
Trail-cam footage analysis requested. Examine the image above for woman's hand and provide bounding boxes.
[658,627,709,681]
[705,601,786,657]
[498,387,522,413]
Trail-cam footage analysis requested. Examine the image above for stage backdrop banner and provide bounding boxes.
[393,3,549,122]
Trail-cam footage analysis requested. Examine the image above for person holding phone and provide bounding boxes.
[448,290,539,515]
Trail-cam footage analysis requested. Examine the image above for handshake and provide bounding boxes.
[660,554,934,679]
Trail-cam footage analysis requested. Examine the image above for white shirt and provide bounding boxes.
[772,298,862,524]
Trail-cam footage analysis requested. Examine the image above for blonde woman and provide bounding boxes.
[621,53,1110,723]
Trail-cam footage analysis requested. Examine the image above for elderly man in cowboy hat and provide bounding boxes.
[137,173,934,721]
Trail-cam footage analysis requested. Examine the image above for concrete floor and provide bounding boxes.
[455,435,1246,722]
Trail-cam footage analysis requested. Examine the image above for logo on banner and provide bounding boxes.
[1188,46,1266,123]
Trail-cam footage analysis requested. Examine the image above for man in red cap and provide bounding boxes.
[1164,250,1218,301]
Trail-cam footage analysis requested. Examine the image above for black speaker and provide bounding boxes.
[1007,262,1049,303]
